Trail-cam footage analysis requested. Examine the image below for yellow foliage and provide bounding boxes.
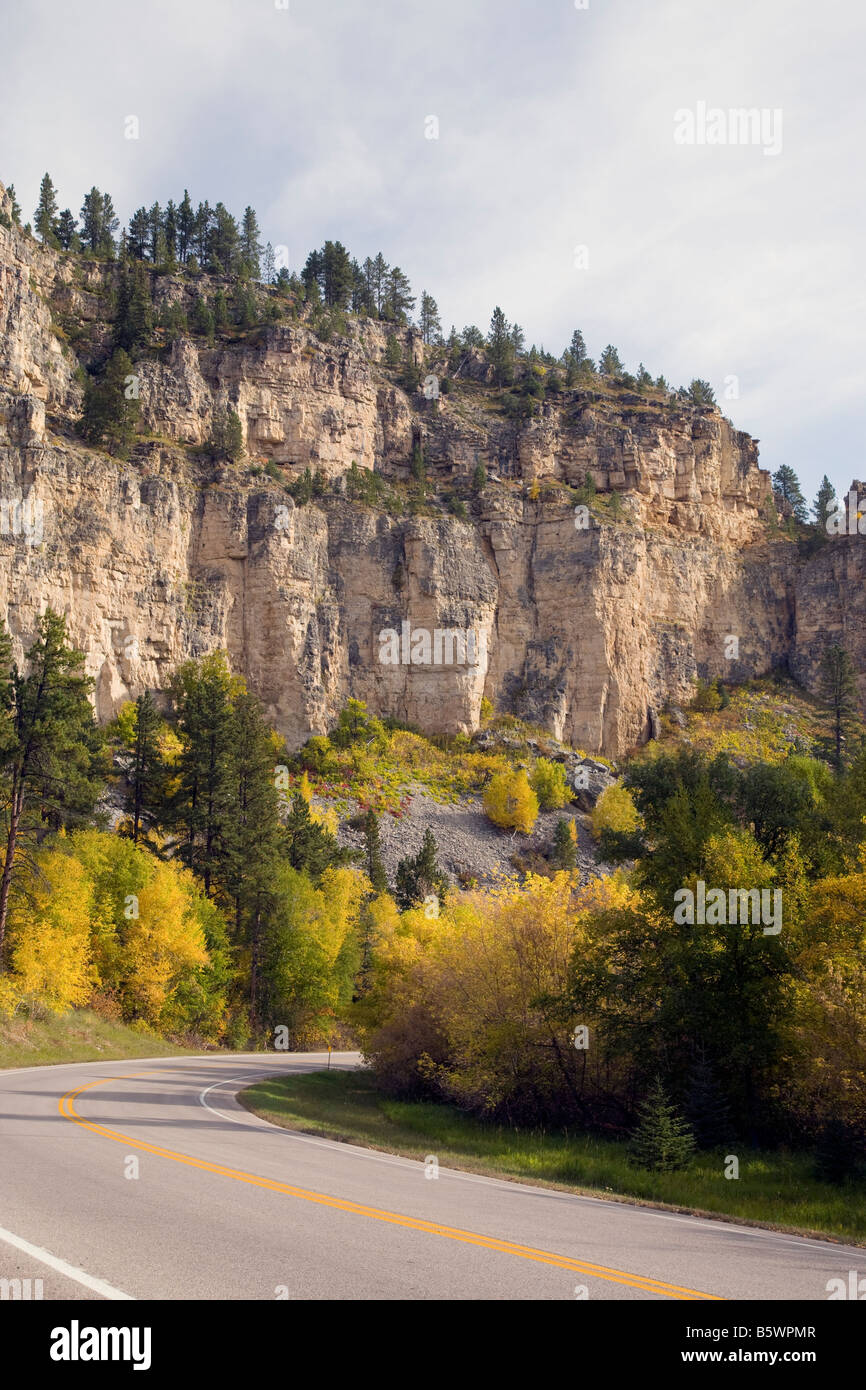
[5,854,95,1013]
[589,784,640,840]
[483,769,539,834]
[121,860,209,1025]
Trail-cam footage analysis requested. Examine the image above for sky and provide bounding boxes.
[1,0,863,498]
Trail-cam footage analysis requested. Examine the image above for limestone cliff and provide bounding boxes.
[0,181,854,754]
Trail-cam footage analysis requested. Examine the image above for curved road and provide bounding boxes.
[0,1053,859,1300]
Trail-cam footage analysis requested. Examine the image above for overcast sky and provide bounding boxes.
[2,0,863,498]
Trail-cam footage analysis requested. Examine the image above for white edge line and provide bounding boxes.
[197,1075,862,1259]
[0,1224,134,1300]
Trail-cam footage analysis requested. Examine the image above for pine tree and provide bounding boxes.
[168,653,237,896]
[115,261,152,353]
[487,306,515,386]
[240,206,262,279]
[687,378,716,407]
[7,184,21,224]
[0,612,101,961]
[812,475,836,532]
[191,296,215,341]
[552,817,577,870]
[55,209,78,251]
[208,203,239,274]
[220,690,285,1023]
[629,1078,695,1171]
[34,173,59,244]
[321,240,353,308]
[148,202,166,263]
[384,266,414,323]
[284,793,344,877]
[772,464,808,522]
[820,642,859,768]
[472,460,487,493]
[599,344,624,377]
[363,809,388,893]
[163,200,178,262]
[567,329,588,366]
[176,190,195,263]
[262,242,276,286]
[79,348,140,458]
[419,291,441,346]
[127,207,150,260]
[120,690,163,844]
[207,407,244,461]
[684,1047,732,1148]
[212,288,228,332]
[395,828,447,910]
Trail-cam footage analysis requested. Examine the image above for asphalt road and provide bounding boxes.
[0,1053,860,1301]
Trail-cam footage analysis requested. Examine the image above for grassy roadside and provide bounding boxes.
[0,1008,203,1069]
[240,1069,866,1245]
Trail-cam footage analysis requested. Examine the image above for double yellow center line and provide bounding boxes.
[59,1071,721,1300]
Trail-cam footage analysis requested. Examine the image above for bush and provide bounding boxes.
[530,757,571,811]
[483,769,539,834]
[629,1078,696,1171]
[590,784,639,840]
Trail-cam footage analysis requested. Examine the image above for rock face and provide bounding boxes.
[0,182,857,753]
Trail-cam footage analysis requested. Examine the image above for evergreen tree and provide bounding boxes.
[599,344,624,376]
[0,613,102,960]
[772,464,808,522]
[191,296,215,341]
[120,690,163,845]
[168,652,237,896]
[194,200,212,263]
[363,809,388,893]
[284,793,344,877]
[176,190,195,263]
[820,642,859,768]
[7,184,21,224]
[55,209,78,251]
[487,306,515,386]
[510,322,525,354]
[321,240,353,308]
[812,475,836,531]
[419,291,441,345]
[684,1047,732,1148]
[262,242,276,286]
[472,460,487,493]
[629,1078,695,1171]
[395,828,447,910]
[148,201,166,263]
[34,173,59,244]
[207,406,244,461]
[384,266,415,322]
[240,206,262,279]
[208,202,239,274]
[163,200,178,262]
[115,261,152,353]
[128,207,150,260]
[552,817,577,870]
[220,690,285,1022]
[687,378,716,407]
[567,329,588,366]
[212,288,228,332]
[232,281,258,329]
[79,348,140,458]
[302,248,324,300]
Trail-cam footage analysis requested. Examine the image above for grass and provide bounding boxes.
[0,1007,201,1070]
[240,1069,866,1245]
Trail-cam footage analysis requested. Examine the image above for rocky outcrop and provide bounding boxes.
[0,181,856,754]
